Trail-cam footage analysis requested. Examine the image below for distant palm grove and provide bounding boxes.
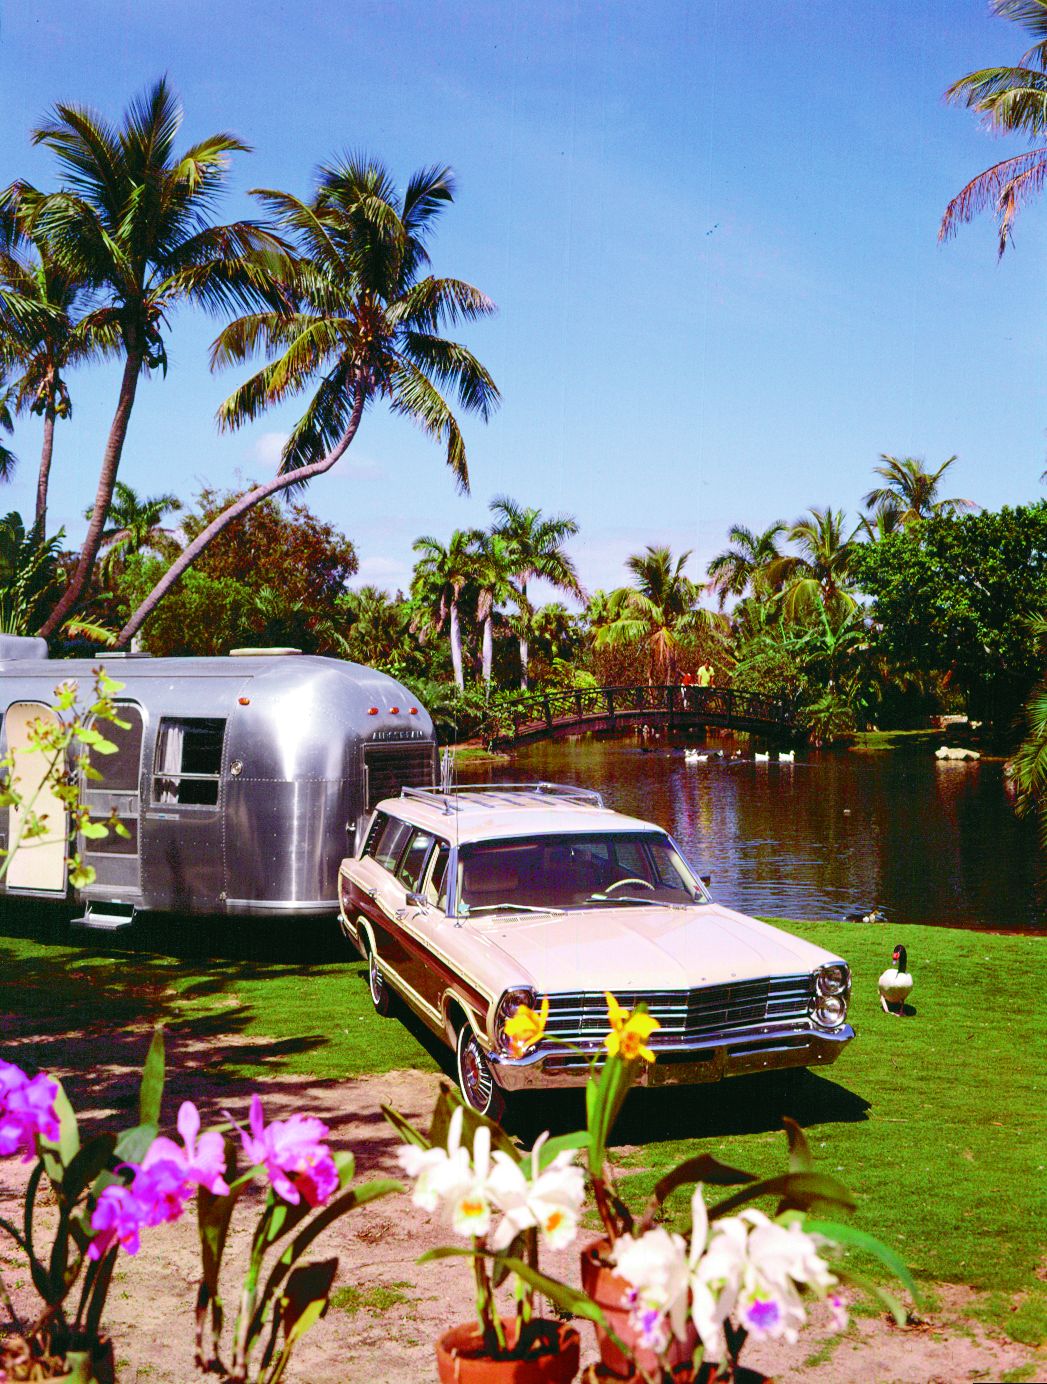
[4,73,1047,837]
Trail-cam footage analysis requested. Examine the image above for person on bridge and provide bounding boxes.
[696,663,715,688]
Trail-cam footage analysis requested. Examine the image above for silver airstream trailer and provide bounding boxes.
[0,638,436,927]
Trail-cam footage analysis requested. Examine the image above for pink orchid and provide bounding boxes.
[142,1101,230,1195]
[0,1061,60,1160]
[130,1159,193,1227]
[88,1184,148,1260]
[238,1095,338,1207]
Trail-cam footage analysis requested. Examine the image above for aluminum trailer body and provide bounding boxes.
[0,641,436,920]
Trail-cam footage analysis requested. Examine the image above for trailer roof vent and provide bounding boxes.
[228,647,302,657]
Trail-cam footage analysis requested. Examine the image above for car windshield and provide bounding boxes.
[455,831,706,915]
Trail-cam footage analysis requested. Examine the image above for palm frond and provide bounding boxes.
[388,359,469,491]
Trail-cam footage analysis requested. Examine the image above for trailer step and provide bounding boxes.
[71,902,137,931]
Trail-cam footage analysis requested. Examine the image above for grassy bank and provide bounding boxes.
[0,911,1043,1350]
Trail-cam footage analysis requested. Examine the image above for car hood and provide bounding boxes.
[470,903,842,993]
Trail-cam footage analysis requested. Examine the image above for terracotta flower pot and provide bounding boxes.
[435,1317,581,1383]
[580,1239,698,1379]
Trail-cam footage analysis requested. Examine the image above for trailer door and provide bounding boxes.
[5,702,68,893]
[79,703,144,897]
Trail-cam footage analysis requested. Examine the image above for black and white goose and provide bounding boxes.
[878,944,913,1016]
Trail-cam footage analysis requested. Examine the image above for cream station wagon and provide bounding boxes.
[338,783,854,1118]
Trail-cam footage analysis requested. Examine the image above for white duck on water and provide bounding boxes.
[878,944,913,1016]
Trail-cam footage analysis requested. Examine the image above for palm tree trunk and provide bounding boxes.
[39,348,145,637]
[35,404,56,531]
[115,389,367,647]
[450,600,464,691]
[481,615,493,691]
[518,579,529,691]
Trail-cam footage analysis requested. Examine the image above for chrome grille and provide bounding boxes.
[543,975,814,1044]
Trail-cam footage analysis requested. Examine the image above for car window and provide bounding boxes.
[362,811,389,858]
[426,840,451,908]
[397,830,435,891]
[372,816,414,873]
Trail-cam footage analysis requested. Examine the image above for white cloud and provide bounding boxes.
[348,555,410,592]
[248,431,291,467]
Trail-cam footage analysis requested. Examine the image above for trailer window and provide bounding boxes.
[154,718,225,806]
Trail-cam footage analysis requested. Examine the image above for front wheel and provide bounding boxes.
[455,1023,506,1122]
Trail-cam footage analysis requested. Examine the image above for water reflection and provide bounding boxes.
[459,738,1046,933]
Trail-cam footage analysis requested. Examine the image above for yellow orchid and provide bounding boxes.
[603,991,660,1063]
[503,996,550,1058]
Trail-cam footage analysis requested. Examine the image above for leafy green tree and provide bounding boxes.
[109,485,357,656]
[852,502,1047,725]
[862,455,976,527]
[92,480,181,587]
[13,77,283,636]
[119,158,498,647]
[596,545,716,683]
[0,204,119,526]
[706,520,787,608]
[1010,617,1047,841]
[410,529,479,690]
[489,496,581,688]
[772,507,859,620]
[0,375,15,480]
[941,0,1047,254]
[337,586,416,671]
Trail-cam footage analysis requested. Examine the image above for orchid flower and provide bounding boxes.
[237,1095,339,1207]
[612,1224,691,1349]
[142,1100,230,1196]
[0,1060,60,1161]
[487,1131,586,1251]
[396,1106,496,1237]
[88,1184,148,1260]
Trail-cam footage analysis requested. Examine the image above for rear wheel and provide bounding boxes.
[365,938,393,1016]
[455,1023,506,1122]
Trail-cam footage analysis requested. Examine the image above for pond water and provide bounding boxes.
[458,737,1047,934]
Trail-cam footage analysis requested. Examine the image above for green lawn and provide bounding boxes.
[0,907,1044,1348]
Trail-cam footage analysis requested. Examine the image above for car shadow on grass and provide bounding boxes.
[503,1068,870,1147]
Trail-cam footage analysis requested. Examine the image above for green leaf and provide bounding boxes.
[137,1027,165,1127]
[833,1265,910,1325]
[381,1103,430,1151]
[707,1171,856,1221]
[535,1131,589,1172]
[79,821,109,839]
[647,1154,755,1221]
[198,1177,248,1297]
[39,1078,80,1185]
[113,1121,158,1166]
[803,1217,919,1299]
[61,1133,117,1202]
[497,1256,608,1328]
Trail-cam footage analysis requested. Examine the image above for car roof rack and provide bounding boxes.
[400,782,605,814]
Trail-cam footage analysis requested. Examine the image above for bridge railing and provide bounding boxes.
[486,684,796,744]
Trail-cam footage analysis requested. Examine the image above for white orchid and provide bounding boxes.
[612,1224,691,1351]
[487,1131,586,1252]
[396,1106,495,1237]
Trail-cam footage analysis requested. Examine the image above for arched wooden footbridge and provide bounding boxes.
[487,684,798,749]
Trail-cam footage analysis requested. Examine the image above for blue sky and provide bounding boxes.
[1,1,1045,603]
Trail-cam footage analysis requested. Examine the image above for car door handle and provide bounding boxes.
[364,886,377,900]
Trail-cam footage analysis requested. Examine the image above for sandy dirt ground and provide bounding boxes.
[0,1034,1040,1384]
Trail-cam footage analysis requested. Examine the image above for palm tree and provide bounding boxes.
[595,546,715,684]
[117,157,498,647]
[93,480,182,584]
[0,205,119,526]
[941,0,1047,254]
[862,455,976,527]
[13,76,284,637]
[473,529,515,692]
[772,507,860,621]
[411,529,479,690]
[706,521,787,608]
[0,377,16,481]
[489,496,581,689]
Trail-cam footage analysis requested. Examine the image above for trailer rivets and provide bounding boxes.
[230,760,243,776]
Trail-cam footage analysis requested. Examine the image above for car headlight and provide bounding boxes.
[810,965,850,1028]
[493,986,537,1054]
[816,964,849,997]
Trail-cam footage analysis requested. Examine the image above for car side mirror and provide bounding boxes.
[406,890,429,911]
[700,874,712,888]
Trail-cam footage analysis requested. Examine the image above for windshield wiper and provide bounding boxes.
[586,894,695,908]
[466,903,566,916]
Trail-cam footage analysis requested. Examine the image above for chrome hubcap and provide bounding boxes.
[368,951,383,1005]
[460,1035,494,1112]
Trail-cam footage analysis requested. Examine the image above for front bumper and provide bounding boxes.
[486,1020,855,1092]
